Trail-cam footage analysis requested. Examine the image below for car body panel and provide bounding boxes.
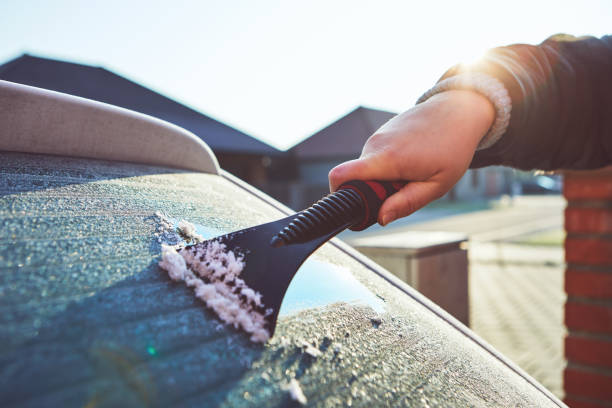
[0,80,219,174]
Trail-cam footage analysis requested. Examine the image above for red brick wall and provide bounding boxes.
[563,168,612,408]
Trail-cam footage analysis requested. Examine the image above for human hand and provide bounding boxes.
[328,90,495,226]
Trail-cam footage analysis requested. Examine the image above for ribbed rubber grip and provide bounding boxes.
[338,180,406,231]
[269,179,406,247]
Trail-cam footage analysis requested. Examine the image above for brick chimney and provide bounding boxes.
[563,167,612,407]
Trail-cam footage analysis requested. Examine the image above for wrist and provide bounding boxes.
[427,90,496,149]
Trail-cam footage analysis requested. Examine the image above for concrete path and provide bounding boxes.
[381,195,565,241]
[470,254,566,398]
[346,195,568,399]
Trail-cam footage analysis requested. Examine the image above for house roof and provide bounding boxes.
[0,54,280,156]
[290,106,396,159]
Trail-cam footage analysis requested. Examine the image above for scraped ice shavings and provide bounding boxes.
[286,379,307,405]
[153,211,180,245]
[177,220,204,242]
[301,340,322,358]
[159,241,271,343]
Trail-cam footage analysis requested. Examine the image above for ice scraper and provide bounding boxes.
[175,180,404,340]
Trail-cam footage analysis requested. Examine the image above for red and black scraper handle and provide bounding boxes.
[338,180,407,231]
[270,180,406,247]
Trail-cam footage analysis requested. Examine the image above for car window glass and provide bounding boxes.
[0,152,558,407]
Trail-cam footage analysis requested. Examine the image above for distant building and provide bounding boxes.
[0,54,281,188]
[286,106,512,210]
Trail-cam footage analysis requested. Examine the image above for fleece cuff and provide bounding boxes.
[417,72,512,150]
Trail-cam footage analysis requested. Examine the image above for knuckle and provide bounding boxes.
[385,147,404,163]
[430,186,447,201]
[396,193,418,217]
[432,187,446,200]
[364,131,389,152]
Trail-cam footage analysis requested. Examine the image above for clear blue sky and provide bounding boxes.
[1,0,610,150]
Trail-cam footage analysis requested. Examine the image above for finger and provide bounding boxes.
[328,156,399,192]
[377,180,446,225]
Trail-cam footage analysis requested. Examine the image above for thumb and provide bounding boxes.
[328,157,395,192]
[377,181,446,225]
[329,159,366,192]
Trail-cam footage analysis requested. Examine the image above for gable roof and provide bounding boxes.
[0,54,279,156]
[290,106,396,159]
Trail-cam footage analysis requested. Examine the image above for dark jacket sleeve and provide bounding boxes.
[441,34,612,171]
